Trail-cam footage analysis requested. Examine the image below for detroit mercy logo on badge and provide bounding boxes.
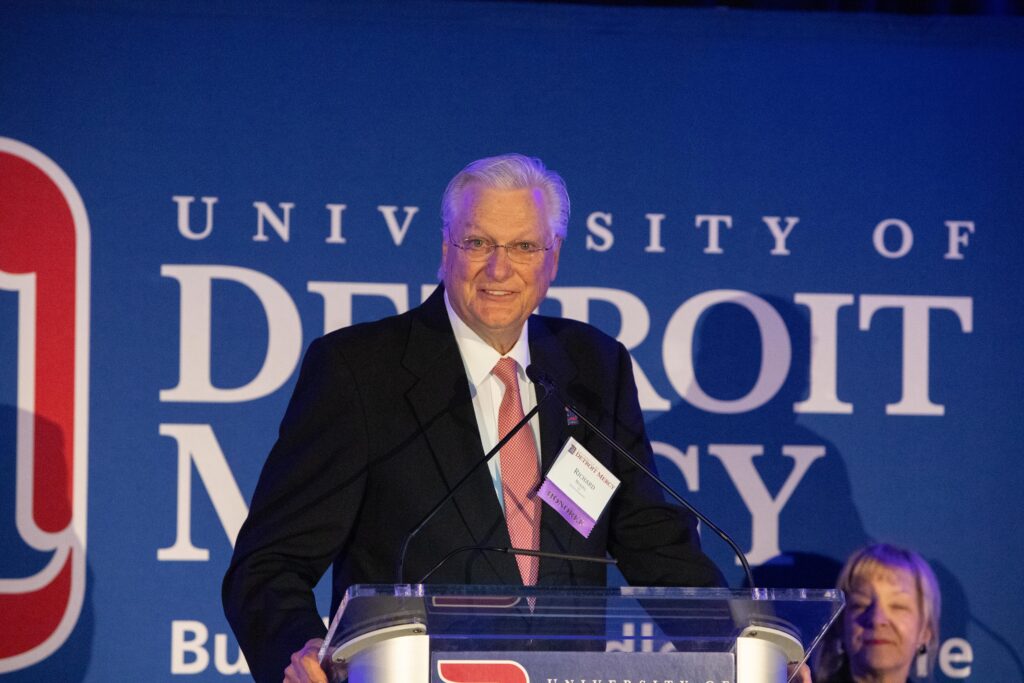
[0,137,91,673]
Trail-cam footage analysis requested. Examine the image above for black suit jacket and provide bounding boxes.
[223,284,724,682]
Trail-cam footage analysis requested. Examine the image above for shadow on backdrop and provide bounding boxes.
[0,405,93,682]
[932,559,1023,681]
[645,295,870,588]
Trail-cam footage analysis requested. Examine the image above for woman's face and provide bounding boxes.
[843,566,931,681]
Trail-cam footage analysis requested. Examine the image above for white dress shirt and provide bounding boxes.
[444,291,543,512]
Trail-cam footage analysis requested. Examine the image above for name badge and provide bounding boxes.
[538,437,620,538]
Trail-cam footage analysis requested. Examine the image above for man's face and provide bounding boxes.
[441,184,560,354]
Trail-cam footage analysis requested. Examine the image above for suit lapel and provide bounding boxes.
[528,315,586,579]
[403,285,520,584]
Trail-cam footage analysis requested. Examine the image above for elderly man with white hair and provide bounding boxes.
[223,154,725,683]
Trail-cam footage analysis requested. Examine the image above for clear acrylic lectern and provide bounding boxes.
[319,584,843,683]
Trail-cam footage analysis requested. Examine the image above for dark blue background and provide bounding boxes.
[1,1,1021,680]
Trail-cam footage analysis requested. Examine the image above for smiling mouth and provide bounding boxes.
[482,289,515,297]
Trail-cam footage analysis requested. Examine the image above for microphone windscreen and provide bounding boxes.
[525,364,553,389]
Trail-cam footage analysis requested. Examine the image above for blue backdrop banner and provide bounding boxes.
[1,1,1022,680]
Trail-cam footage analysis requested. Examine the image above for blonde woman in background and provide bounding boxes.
[815,543,941,683]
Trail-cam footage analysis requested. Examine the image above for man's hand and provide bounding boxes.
[787,662,812,683]
[283,638,327,683]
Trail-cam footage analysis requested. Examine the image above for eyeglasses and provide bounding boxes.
[449,236,558,264]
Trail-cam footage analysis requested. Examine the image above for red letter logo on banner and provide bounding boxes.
[437,660,530,683]
[0,138,90,673]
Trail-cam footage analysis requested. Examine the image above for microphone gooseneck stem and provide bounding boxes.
[395,379,554,583]
[572,406,754,587]
[418,545,616,584]
[529,369,754,588]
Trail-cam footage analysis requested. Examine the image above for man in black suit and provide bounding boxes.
[223,154,724,683]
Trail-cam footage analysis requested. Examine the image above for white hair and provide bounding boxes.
[440,153,570,241]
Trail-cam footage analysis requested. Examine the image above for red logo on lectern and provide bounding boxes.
[0,138,90,673]
[437,660,529,683]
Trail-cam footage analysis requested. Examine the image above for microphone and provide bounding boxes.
[417,546,616,583]
[525,365,754,588]
[395,364,554,583]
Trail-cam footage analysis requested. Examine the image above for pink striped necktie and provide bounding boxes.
[493,357,541,586]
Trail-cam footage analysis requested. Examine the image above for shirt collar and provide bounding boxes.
[444,290,531,388]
